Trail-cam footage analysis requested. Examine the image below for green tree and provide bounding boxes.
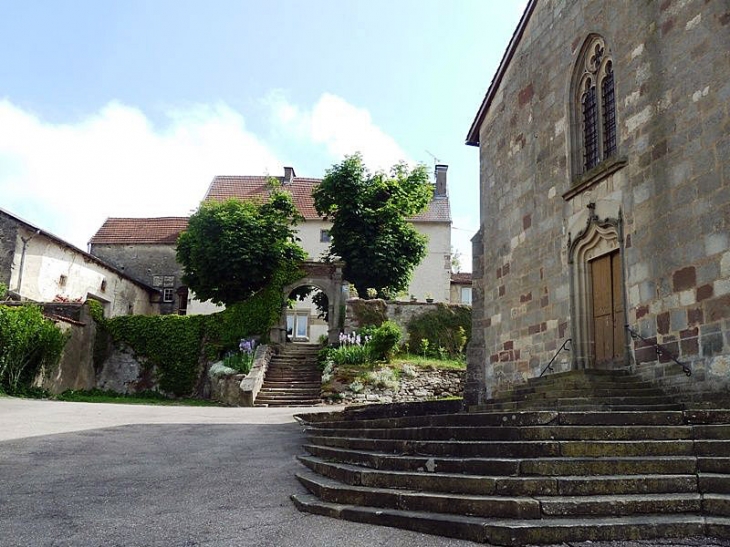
[313,154,432,298]
[177,191,306,306]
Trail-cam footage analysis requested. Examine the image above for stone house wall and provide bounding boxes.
[468,0,729,403]
[1,210,158,317]
[89,243,184,315]
[0,212,18,288]
[34,303,97,394]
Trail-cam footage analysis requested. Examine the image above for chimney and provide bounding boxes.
[283,166,296,185]
[434,164,448,196]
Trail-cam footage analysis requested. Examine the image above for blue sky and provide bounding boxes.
[0,0,526,271]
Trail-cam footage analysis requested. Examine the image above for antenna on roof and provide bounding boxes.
[425,150,442,165]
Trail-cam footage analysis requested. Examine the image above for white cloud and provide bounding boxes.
[267,91,411,172]
[451,214,478,273]
[0,100,283,249]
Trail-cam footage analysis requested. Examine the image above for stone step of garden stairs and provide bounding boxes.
[292,368,730,545]
[255,343,322,407]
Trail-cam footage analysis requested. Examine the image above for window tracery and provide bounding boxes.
[573,36,617,177]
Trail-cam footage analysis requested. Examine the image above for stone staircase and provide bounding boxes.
[292,369,730,545]
[254,344,322,407]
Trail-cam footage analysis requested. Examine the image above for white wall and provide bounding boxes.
[9,227,156,317]
[185,218,452,317]
[296,219,332,260]
[407,221,452,302]
[297,219,452,303]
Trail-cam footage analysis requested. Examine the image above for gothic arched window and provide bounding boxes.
[573,36,617,176]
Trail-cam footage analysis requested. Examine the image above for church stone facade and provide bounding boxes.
[465,0,729,404]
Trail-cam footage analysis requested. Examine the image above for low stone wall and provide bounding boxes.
[240,345,274,406]
[345,298,455,343]
[209,345,274,406]
[33,302,96,394]
[328,368,464,405]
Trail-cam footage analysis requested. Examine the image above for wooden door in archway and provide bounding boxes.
[590,250,624,367]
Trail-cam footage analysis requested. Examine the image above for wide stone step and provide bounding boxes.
[704,494,730,516]
[472,396,682,412]
[700,457,730,473]
[304,410,690,430]
[296,469,541,519]
[515,379,659,393]
[499,387,670,402]
[260,384,321,390]
[291,493,711,546]
[304,443,701,477]
[306,435,695,458]
[266,366,319,372]
[255,400,321,407]
[538,493,701,517]
[306,424,693,441]
[298,456,698,497]
[267,374,319,379]
[266,373,319,378]
[257,390,320,397]
[700,473,730,494]
[296,471,702,519]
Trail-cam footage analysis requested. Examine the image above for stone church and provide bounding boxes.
[465,0,729,404]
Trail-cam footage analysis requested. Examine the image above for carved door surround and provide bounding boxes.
[568,202,628,369]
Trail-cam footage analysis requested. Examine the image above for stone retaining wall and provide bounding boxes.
[329,368,464,405]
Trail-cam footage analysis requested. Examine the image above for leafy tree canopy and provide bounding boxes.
[177,191,306,306]
[313,153,432,298]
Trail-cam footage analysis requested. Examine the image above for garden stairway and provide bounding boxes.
[292,369,730,545]
[254,344,322,407]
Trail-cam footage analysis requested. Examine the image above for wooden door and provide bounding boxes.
[590,251,624,366]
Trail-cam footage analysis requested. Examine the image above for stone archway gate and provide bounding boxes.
[269,261,345,345]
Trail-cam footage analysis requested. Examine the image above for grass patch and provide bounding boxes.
[54,389,223,406]
[391,354,466,371]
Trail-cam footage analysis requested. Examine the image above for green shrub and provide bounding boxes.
[369,320,401,362]
[406,304,471,359]
[223,350,254,374]
[326,344,371,366]
[365,367,399,390]
[94,264,304,397]
[0,305,67,394]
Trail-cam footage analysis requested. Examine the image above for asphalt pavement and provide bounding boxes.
[0,398,477,547]
[1,398,728,547]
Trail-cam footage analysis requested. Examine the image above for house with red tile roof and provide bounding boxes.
[202,165,452,303]
[89,217,190,315]
[88,166,452,338]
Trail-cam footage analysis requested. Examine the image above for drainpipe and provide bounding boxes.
[16,229,41,296]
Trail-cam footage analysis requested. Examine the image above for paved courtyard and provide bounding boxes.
[0,398,477,547]
[1,398,728,547]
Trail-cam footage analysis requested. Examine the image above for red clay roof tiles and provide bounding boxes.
[204,176,450,223]
[89,217,189,245]
[451,272,472,284]
[91,173,450,245]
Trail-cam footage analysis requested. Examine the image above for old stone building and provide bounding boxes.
[89,217,189,315]
[0,208,158,317]
[465,0,729,404]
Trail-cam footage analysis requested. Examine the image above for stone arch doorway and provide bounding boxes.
[269,261,345,345]
[286,284,329,343]
[568,202,628,369]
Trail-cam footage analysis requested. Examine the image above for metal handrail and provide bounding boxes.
[539,338,572,377]
[625,325,691,377]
